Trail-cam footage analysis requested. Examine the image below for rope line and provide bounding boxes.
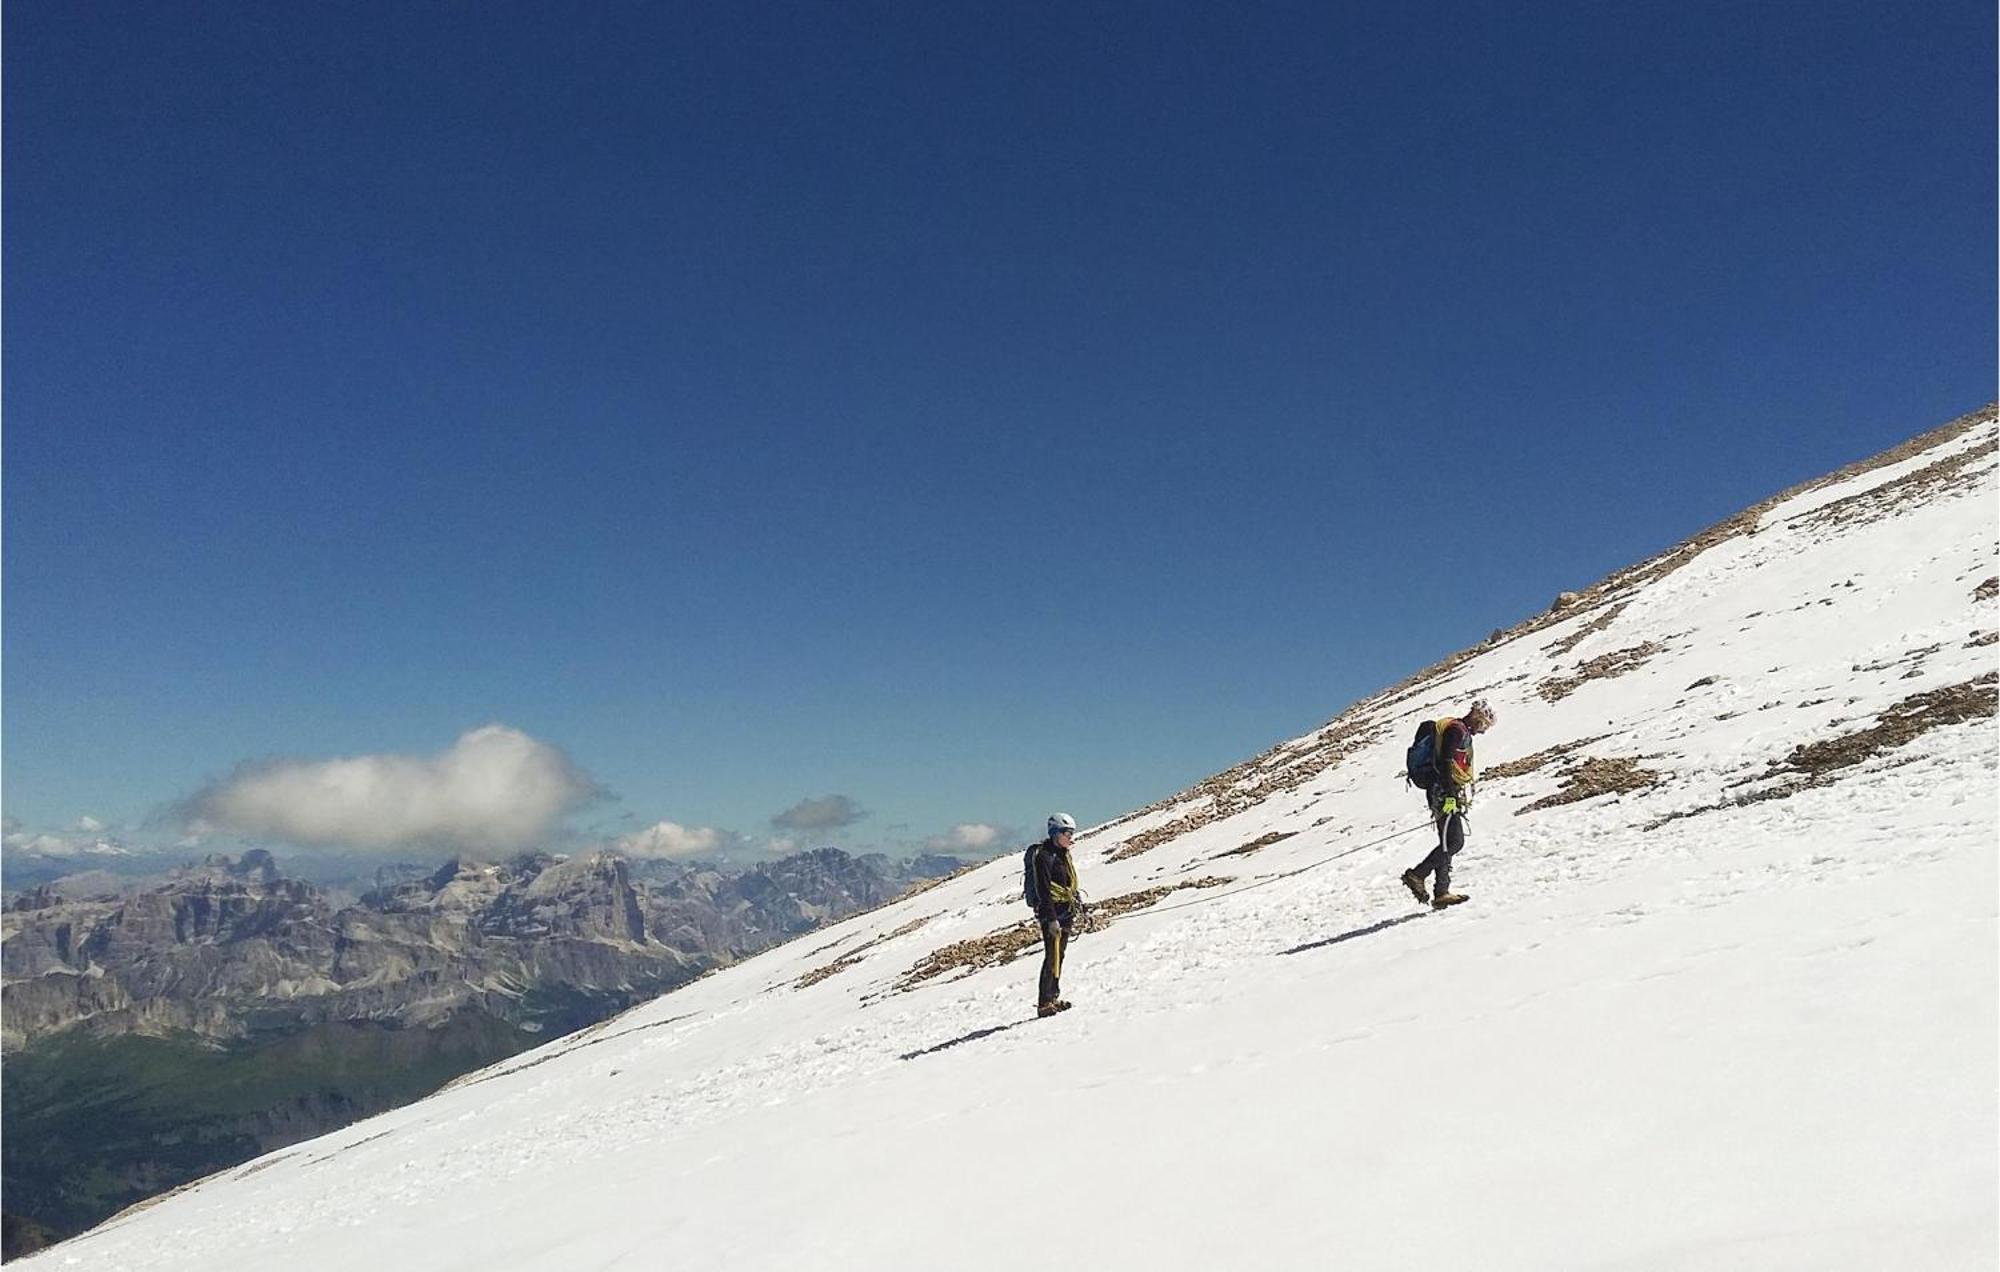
[1086,819,1437,929]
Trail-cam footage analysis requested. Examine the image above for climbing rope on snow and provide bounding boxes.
[1085,819,1438,930]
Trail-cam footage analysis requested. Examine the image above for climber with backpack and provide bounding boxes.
[1401,699,1496,910]
[1023,813,1082,1017]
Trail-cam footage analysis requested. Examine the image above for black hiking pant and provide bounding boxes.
[1412,787,1467,895]
[1037,911,1074,1006]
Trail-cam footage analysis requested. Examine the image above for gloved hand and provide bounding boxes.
[1441,796,1458,815]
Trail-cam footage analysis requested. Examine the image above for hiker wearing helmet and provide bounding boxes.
[1402,700,1496,909]
[1030,813,1081,1017]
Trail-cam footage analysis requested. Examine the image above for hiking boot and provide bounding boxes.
[1037,1000,1072,1018]
[1432,892,1468,909]
[1400,870,1429,905]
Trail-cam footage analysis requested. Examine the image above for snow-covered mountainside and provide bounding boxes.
[26,409,1997,1272]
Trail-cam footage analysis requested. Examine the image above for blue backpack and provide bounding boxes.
[1405,720,1442,789]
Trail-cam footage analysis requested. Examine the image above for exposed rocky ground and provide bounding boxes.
[1516,755,1664,814]
[880,875,1234,994]
[1641,672,1998,830]
[1536,641,1668,703]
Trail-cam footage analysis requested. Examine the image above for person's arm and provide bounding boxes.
[1440,722,1474,795]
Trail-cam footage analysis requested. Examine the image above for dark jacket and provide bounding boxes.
[1030,838,1078,923]
[1434,718,1475,794]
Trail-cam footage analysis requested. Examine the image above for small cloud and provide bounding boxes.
[924,823,1004,853]
[616,821,726,860]
[770,794,867,834]
[75,815,106,833]
[3,828,81,856]
[180,725,603,853]
[2,825,130,858]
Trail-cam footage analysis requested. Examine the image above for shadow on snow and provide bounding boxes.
[899,1020,1031,1061]
[898,912,1429,1060]
[1278,912,1426,956]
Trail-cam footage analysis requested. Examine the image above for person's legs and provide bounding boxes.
[1038,917,1065,1006]
[1433,813,1466,895]
[1412,788,1450,881]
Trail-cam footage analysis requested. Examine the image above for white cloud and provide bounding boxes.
[616,821,724,860]
[183,725,601,853]
[925,823,1003,853]
[2,826,130,858]
[74,815,107,833]
[4,829,85,856]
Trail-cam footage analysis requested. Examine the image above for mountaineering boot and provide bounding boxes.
[1432,892,1468,910]
[1400,869,1429,905]
[1037,1000,1073,1018]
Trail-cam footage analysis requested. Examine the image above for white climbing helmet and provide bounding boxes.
[1048,812,1078,837]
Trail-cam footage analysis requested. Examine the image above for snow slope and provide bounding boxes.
[24,409,1998,1272]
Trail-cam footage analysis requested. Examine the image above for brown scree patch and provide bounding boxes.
[888,877,1233,994]
[1515,756,1663,815]
[1536,643,1666,703]
[1645,673,1997,829]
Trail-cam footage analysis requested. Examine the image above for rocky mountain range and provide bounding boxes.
[0,845,970,1252]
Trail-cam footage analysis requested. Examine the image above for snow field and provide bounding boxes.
[28,413,1997,1271]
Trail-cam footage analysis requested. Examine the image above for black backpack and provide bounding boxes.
[1405,720,1441,790]
[1022,843,1043,911]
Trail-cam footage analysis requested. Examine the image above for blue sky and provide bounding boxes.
[4,1,1993,865]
